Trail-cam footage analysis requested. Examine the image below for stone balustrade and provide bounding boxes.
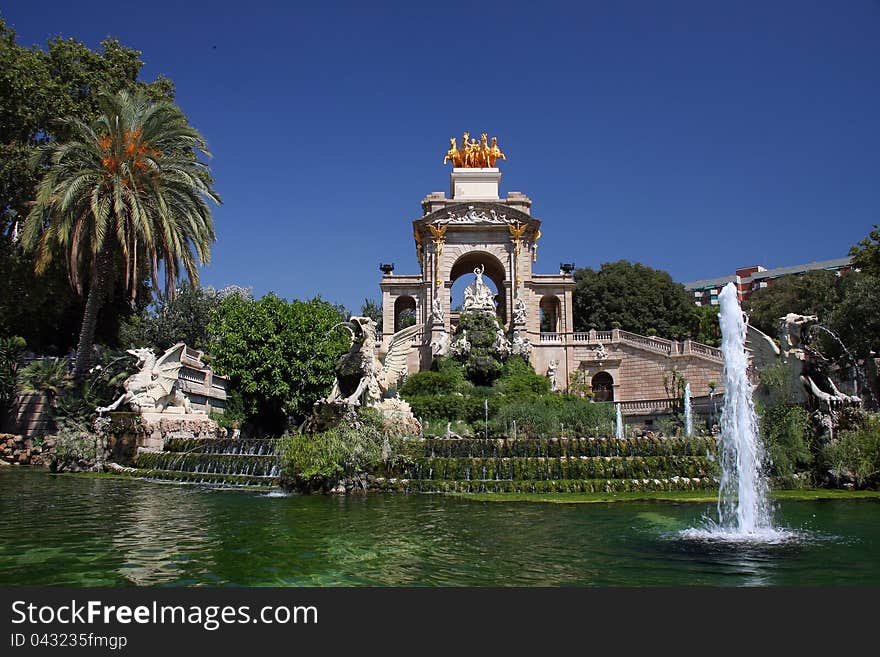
[541,328,722,362]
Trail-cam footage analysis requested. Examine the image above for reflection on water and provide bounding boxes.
[1,469,878,587]
[113,482,218,585]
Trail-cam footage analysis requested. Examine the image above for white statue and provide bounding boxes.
[462,264,495,312]
[746,314,860,411]
[493,327,511,357]
[594,343,608,360]
[450,329,471,357]
[547,359,559,392]
[778,313,817,351]
[431,296,444,324]
[513,295,527,325]
[97,343,198,414]
[510,328,532,358]
[323,316,420,407]
[431,330,451,357]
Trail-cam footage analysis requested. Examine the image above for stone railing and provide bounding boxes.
[617,398,676,414]
[617,394,724,416]
[618,330,674,355]
[682,340,723,361]
[542,329,723,362]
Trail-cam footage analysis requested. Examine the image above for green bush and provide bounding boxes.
[654,414,684,437]
[820,413,880,489]
[496,355,550,398]
[407,394,470,421]
[496,397,615,438]
[0,336,26,419]
[210,388,246,430]
[399,357,468,396]
[52,349,132,425]
[454,312,505,385]
[422,418,473,437]
[760,404,813,477]
[17,357,71,402]
[279,424,421,484]
[49,419,106,471]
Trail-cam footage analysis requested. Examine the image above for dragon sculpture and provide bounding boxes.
[745,313,860,411]
[97,343,197,414]
[322,317,421,408]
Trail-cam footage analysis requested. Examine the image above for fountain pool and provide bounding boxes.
[0,468,878,586]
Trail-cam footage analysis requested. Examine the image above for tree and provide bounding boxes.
[572,261,696,338]
[691,304,721,347]
[0,20,174,350]
[21,90,220,377]
[119,284,239,352]
[850,224,880,277]
[744,270,842,337]
[359,297,383,333]
[207,293,350,434]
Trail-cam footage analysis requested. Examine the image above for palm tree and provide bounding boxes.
[21,90,220,377]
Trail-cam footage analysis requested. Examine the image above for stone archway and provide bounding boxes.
[592,371,614,402]
[539,295,561,333]
[393,295,416,332]
[448,250,508,324]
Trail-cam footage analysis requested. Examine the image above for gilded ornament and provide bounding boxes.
[443,133,506,169]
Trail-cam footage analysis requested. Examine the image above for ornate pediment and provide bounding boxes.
[416,201,536,230]
[433,206,511,225]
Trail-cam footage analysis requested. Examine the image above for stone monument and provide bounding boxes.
[97,343,219,453]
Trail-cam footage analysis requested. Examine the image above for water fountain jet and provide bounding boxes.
[680,282,793,543]
[684,382,693,437]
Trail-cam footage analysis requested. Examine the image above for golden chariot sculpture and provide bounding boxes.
[443,132,506,168]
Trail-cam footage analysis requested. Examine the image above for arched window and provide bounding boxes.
[540,295,561,333]
[591,371,614,402]
[393,296,416,332]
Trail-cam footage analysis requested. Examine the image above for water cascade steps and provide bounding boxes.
[117,434,718,494]
[126,438,282,489]
[376,436,720,494]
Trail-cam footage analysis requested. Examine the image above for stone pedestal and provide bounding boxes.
[450,168,500,200]
[105,412,220,462]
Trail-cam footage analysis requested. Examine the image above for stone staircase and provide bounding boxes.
[375,436,720,494]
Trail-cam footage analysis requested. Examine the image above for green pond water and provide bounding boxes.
[1,468,878,586]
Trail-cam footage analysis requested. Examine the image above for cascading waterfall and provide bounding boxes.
[615,404,624,439]
[681,282,790,542]
[683,383,693,437]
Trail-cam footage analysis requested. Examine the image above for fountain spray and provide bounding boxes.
[715,282,772,534]
[683,382,693,437]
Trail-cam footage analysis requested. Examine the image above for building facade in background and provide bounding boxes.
[684,258,853,306]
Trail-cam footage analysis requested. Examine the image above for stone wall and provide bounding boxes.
[1,393,52,438]
[0,433,54,466]
[103,412,226,464]
[570,343,723,402]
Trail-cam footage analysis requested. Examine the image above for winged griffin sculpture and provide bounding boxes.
[323,317,420,408]
[97,343,197,414]
[746,313,860,411]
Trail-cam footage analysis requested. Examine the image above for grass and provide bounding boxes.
[450,488,880,504]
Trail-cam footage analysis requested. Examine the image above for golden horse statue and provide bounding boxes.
[443,138,461,167]
[443,133,506,168]
[488,136,506,167]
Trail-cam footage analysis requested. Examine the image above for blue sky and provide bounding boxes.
[4,1,879,312]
